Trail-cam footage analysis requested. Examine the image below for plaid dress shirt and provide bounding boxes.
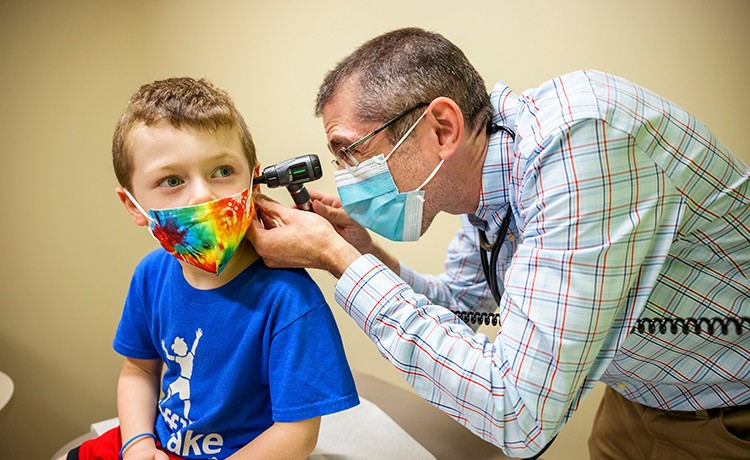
[334,70,750,456]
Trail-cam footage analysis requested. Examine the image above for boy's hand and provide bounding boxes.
[248,193,361,278]
[121,441,170,460]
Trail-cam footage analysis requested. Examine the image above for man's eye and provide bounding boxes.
[159,176,183,187]
[213,166,233,178]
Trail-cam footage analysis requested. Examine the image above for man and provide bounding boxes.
[248,28,750,458]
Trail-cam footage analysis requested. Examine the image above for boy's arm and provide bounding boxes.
[117,357,166,460]
[226,418,321,460]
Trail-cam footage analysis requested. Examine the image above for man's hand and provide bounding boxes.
[308,189,402,275]
[248,193,361,278]
[308,189,375,254]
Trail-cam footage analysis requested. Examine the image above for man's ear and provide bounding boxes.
[426,97,464,161]
[252,163,261,193]
[115,186,149,227]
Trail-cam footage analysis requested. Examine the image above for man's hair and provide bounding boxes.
[113,77,256,189]
[315,27,493,141]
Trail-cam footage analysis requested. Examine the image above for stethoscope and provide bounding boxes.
[479,123,516,305]
[479,124,556,460]
[478,204,513,306]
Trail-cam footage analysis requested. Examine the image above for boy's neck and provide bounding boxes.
[180,240,260,290]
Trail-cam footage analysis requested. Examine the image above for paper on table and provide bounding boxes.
[309,397,436,460]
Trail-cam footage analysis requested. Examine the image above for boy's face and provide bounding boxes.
[117,120,256,226]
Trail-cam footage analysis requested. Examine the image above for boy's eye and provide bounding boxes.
[213,166,233,178]
[159,176,183,188]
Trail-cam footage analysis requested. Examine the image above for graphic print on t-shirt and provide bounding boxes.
[160,328,202,426]
[158,329,226,458]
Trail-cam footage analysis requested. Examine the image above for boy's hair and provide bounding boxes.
[113,77,257,190]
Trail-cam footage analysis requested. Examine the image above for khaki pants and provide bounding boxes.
[588,386,750,459]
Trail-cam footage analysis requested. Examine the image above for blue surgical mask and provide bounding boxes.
[334,110,444,242]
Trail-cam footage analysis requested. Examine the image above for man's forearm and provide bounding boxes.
[324,238,364,279]
[368,241,400,275]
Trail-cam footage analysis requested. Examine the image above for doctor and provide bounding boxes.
[248,27,750,458]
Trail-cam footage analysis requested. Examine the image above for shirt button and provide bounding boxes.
[616,383,627,391]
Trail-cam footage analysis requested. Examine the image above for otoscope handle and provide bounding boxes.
[287,184,314,212]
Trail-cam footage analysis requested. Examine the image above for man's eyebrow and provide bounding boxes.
[327,135,355,153]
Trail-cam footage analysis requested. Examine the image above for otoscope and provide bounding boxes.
[255,154,323,212]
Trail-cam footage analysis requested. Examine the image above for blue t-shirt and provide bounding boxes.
[114,250,359,459]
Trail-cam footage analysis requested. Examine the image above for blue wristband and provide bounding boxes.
[119,432,157,459]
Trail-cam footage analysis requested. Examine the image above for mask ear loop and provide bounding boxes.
[415,159,444,192]
[385,110,429,162]
[122,189,153,222]
[382,109,444,200]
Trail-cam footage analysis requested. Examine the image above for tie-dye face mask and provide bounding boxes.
[124,187,255,275]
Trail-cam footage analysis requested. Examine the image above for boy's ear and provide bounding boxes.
[115,186,149,227]
[252,163,261,193]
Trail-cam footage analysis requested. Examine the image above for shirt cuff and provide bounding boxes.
[398,262,421,289]
[334,254,408,335]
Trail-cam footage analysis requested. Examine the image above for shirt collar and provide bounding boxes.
[473,81,520,226]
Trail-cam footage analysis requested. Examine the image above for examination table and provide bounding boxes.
[52,372,509,460]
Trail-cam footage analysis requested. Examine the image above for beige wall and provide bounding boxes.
[1,1,748,458]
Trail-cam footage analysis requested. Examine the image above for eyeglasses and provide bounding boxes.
[332,102,429,170]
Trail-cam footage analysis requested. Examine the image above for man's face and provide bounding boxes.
[323,81,395,170]
[322,82,439,194]
[321,82,447,236]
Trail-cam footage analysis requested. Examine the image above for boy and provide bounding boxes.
[64,77,359,459]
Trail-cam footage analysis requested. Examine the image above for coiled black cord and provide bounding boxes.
[452,310,502,326]
[632,316,750,336]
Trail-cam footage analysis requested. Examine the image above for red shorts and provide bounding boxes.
[68,426,184,460]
